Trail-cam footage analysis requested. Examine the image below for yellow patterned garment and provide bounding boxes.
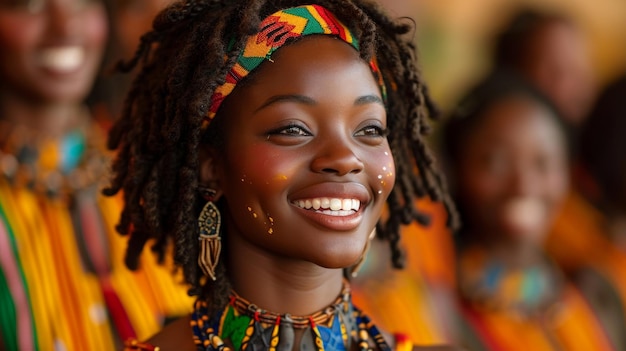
[0,137,193,351]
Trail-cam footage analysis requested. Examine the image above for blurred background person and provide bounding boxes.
[440,71,625,351]
[0,0,191,349]
[492,9,596,128]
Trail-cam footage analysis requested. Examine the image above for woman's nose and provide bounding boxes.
[310,136,364,176]
[47,0,79,37]
[508,165,535,197]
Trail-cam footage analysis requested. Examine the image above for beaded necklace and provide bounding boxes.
[0,118,109,199]
[190,282,391,351]
[459,248,562,317]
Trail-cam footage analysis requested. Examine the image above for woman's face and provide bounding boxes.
[0,0,107,103]
[456,95,569,249]
[209,36,395,269]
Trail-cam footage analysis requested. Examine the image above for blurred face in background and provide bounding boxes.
[0,0,108,104]
[522,21,595,126]
[456,95,569,253]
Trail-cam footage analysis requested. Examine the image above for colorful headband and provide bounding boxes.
[205,4,387,123]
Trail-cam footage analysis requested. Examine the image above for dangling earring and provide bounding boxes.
[351,228,377,278]
[198,187,222,280]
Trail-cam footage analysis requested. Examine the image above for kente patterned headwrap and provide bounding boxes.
[205,4,387,122]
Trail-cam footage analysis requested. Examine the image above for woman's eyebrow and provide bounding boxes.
[255,94,316,112]
[255,94,384,113]
[354,95,384,106]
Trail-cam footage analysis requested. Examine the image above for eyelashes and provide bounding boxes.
[355,125,388,138]
[267,124,312,137]
[265,123,388,139]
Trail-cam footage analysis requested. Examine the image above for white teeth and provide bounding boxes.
[38,46,84,72]
[294,197,361,213]
[342,199,352,211]
[321,198,330,208]
[312,198,321,210]
[330,198,342,211]
[319,210,354,216]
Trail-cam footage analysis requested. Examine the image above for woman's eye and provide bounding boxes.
[282,126,310,136]
[267,124,312,138]
[355,125,387,137]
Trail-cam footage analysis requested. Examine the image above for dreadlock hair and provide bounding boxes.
[104,0,458,310]
[441,69,569,248]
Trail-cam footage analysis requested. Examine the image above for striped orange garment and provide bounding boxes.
[352,198,456,345]
[546,189,626,318]
[458,280,615,351]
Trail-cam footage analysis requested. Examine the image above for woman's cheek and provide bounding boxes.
[372,149,395,197]
[83,5,108,51]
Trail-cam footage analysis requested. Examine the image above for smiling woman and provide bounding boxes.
[106,1,458,350]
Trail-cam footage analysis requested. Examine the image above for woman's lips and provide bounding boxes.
[37,46,85,74]
[291,203,364,231]
[289,183,370,231]
[500,197,546,236]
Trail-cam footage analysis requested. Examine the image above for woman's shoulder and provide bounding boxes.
[124,315,197,351]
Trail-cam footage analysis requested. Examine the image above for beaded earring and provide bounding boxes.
[198,187,222,280]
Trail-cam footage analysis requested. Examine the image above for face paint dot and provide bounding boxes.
[247,207,252,212]
[377,175,383,179]
[268,228,273,234]
[378,190,383,194]
[253,213,258,218]
[382,166,387,171]
[384,152,389,156]
[274,174,288,181]
[269,216,274,223]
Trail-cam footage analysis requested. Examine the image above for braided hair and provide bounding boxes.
[104,0,458,309]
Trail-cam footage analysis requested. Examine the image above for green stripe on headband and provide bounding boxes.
[205,4,386,124]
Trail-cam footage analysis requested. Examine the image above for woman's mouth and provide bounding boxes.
[37,46,85,73]
[293,197,361,217]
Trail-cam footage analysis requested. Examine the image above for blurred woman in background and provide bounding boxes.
[0,0,191,348]
[441,71,624,351]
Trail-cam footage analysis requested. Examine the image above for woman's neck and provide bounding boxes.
[0,94,85,140]
[226,229,344,316]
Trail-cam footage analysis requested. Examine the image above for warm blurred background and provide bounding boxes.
[381,0,626,109]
